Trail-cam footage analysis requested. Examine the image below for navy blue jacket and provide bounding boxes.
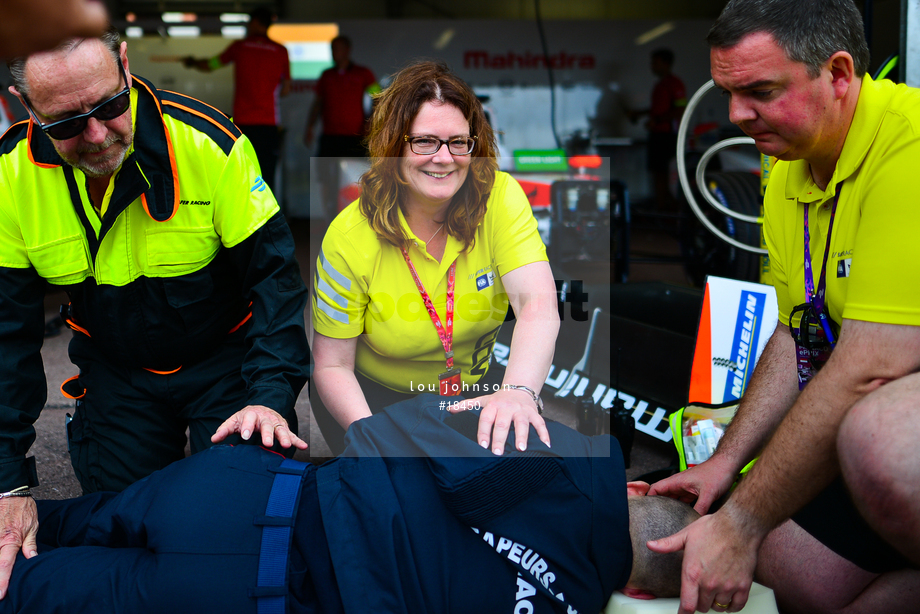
[317,394,632,613]
[5,395,629,613]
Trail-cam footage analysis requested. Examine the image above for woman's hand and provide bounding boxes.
[448,388,550,454]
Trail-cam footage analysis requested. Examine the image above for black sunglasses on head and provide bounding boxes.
[24,62,130,141]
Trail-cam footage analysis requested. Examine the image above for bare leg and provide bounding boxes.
[757,520,920,614]
[838,372,920,565]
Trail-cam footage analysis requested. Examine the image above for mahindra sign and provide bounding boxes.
[464,50,596,70]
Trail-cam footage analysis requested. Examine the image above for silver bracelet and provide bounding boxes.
[0,487,32,499]
[504,385,544,415]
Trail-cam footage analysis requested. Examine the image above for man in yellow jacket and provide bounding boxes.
[0,25,310,600]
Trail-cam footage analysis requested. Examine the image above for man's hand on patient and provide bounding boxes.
[0,496,38,600]
[212,405,308,450]
[647,501,766,614]
[448,388,550,454]
[648,455,737,514]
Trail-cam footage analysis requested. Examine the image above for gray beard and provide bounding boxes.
[73,137,130,178]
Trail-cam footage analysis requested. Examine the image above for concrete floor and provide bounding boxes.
[31,217,690,499]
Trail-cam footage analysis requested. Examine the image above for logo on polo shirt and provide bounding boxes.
[837,257,852,278]
[476,271,495,291]
[251,175,267,192]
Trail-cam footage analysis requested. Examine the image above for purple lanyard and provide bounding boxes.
[802,185,842,346]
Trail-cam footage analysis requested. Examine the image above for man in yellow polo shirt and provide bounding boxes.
[646,1,920,612]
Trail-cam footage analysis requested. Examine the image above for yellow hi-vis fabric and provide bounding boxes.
[313,171,547,392]
[764,75,920,329]
[0,78,278,288]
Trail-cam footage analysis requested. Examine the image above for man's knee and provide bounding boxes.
[839,398,887,500]
[838,379,916,483]
[757,520,877,614]
[838,379,920,551]
[837,393,881,481]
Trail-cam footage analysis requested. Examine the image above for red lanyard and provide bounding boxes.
[401,248,456,369]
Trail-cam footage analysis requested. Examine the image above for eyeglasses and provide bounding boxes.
[404,135,476,156]
[23,62,130,141]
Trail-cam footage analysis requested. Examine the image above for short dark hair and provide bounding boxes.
[627,495,701,598]
[7,24,121,97]
[707,0,870,78]
[249,7,274,28]
[652,48,674,66]
[331,35,352,49]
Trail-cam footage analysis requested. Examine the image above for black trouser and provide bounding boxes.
[312,135,367,218]
[238,124,282,194]
[311,363,506,456]
[317,134,366,158]
[646,131,678,172]
[792,476,914,573]
[66,331,298,493]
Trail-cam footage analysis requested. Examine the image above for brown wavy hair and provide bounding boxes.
[359,60,498,252]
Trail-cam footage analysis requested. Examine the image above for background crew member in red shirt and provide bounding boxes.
[304,35,378,158]
[304,36,378,217]
[630,47,687,213]
[184,6,291,194]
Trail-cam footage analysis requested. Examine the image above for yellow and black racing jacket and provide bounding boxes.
[0,74,309,489]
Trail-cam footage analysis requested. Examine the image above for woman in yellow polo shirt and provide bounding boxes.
[311,60,559,455]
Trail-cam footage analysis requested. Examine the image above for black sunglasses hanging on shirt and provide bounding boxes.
[792,185,842,389]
